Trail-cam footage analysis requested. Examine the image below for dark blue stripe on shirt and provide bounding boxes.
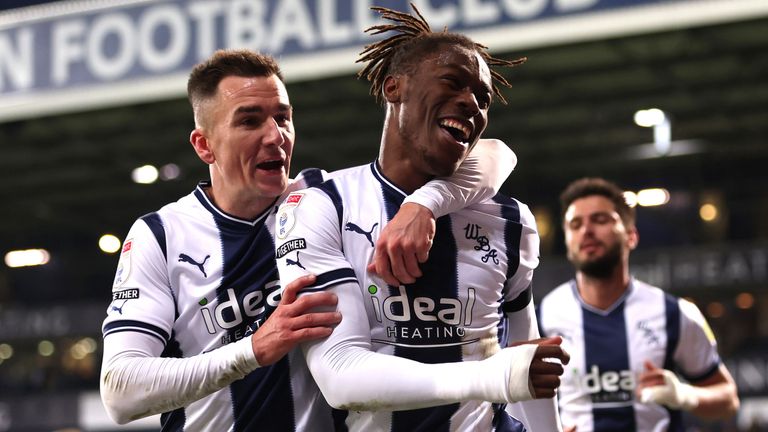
[160,408,186,431]
[307,268,358,291]
[315,180,344,235]
[212,211,296,432]
[381,187,460,432]
[663,295,684,432]
[103,319,170,344]
[583,303,636,432]
[297,167,325,187]
[493,194,522,280]
[141,212,167,261]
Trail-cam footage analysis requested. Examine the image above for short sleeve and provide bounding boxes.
[274,188,356,292]
[503,202,540,304]
[102,218,175,348]
[674,298,721,381]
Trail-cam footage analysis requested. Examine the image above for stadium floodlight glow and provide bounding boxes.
[160,163,181,181]
[735,292,755,310]
[622,191,638,208]
[636,188,670,207]
[99,234,122,254]
[699,203,718,222]
[0,343,13,360]
[132,164,159,184]
[634,108,671,155]
[38,340,55,357]
[4,248,50,268]
[634,108,666,127]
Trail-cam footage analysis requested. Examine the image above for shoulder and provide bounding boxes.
[325,163,370,181]
[630,278,664,295]
[469,193,536,225]
[540,281,574,308]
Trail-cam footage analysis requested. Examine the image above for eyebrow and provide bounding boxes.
[234,103,292,116]
[445,63,493,95]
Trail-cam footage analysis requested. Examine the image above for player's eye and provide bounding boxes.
[592,213,612,224]
[275,113,291,126]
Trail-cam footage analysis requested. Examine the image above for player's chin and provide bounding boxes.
[256,175,289,196]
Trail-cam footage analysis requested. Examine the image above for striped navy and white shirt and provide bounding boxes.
[101,154,511,431]
[102,173,333,431]
[537,278,721,432]
[276,162,542,432]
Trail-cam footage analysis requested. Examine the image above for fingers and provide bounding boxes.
[368,202,435,286]
[509,335,563,347]
[388,248,416,285]
[290,291,339,314]
[529,361,563,398]
[530,358,565,378]
[533,344,570,365]
[253,290,341,366]
[369,237,423,286]
[368,247,398,286]
[564,426,577,432]
[416,240,430,263]
[281,274,317,304]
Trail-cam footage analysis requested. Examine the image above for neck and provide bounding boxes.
[377,113,432,194]
[575,265,631,310]
[205,181,275,221]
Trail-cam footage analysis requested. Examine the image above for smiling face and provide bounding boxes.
[392,44,493,179]
[190,74,294,216]
[563,195,638,278]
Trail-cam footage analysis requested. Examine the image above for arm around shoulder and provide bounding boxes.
[404,138,517,217]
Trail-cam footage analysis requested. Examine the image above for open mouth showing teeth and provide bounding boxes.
[256,160,283,170]
[439,119,470,142]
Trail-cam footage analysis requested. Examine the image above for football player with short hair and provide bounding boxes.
[276,5,569,431]
[538,177,739,431]
[99,48,518,431]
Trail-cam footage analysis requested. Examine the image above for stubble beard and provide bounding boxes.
[571,241,622,279]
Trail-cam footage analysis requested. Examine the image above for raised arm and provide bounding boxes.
[369,138,517,285]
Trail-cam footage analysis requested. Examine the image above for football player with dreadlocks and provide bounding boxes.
[276,4,569,431]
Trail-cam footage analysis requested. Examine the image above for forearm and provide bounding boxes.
[305,339,537,411]
[303,281,537,410]
[405,138,516,217]
[100,334,258,424]
[690,380,740,419]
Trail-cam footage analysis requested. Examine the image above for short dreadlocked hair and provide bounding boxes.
[357,3,525,105]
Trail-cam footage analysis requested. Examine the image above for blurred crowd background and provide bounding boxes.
[0,0,766,430]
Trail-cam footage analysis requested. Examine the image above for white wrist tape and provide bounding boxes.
[477,344,538,403]
[640,369,699,411]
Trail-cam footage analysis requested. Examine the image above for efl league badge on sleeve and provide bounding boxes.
[113,239,133,288]
[277,193,304,239]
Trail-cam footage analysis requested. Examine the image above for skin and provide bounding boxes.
[562,194,739,428]
[190,75,296,219]
[563,195,638,310]
[366,202,435,285]
[186,73,444,365]
[378,43,569,399]
[189,75,341,365]
[379,45,492,193]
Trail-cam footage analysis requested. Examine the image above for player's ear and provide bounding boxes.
[190,128,215,164]
[627,225,639,250]
[383,75,402,103]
